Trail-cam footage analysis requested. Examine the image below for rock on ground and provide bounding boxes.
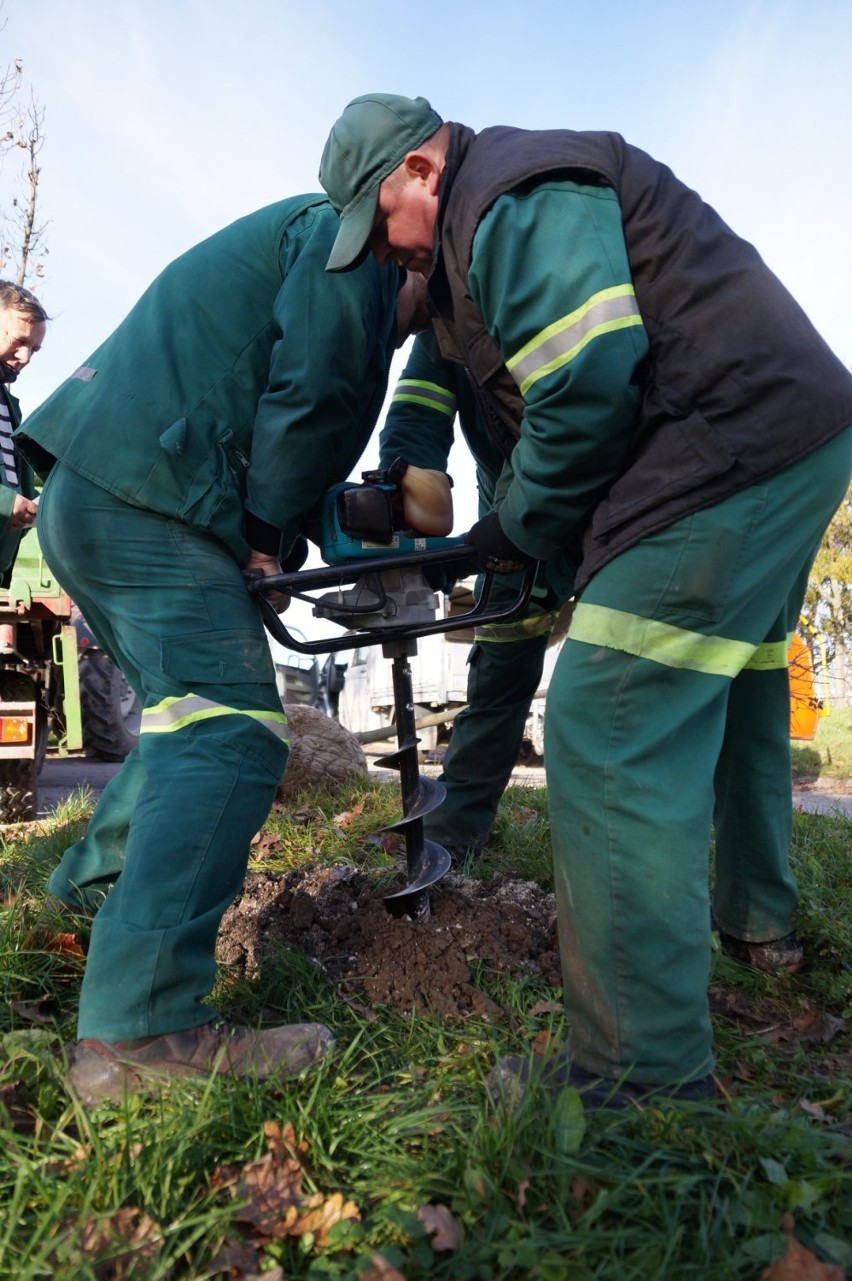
[277,704,367,800]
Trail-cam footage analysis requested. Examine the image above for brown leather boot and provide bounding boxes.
[69,1019,334,1104]
[718,930,804,974]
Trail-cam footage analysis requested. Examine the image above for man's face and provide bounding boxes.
[0,306,46,383]
[369,163,440,274]
[395,272,432,348]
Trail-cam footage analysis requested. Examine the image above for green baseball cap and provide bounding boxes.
[319,93,444,272]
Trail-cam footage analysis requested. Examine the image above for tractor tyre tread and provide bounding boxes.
[79,652,141,762]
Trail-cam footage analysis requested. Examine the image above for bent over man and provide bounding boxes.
[15,197,402,1103]
[318,94,852,1105]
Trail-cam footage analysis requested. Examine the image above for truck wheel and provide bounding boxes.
[0,757,37,822]
[79,652,142,761]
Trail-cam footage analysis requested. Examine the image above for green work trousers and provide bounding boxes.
[424,569,559,854]
[545,428,852,1086]
[38,463,289,1041]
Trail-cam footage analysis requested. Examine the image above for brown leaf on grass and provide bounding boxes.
[0,1081,37,1134]
[333,797,368,828]
[263,1119,309,1161]
[507,805,539,825]
[531,1029,557,1057]
[295,1191,361,1246]
[417,1203,460,1252]
[9,999,56,1025]
[760,1212,846,1279]
[340,995,378,1021]
[215,1121,360,1250]
[206,1236,262,1278]
[763,1012,847,1045]
[361,1254,407,1281]
[231,1148,304,1233]
[249,831,282,860]
[29,929,86,962]
[708,988,775,1024]
[46,1144,89,1175]
[280,803,325,826]
[515,1178,529,1214]
[364,831,403,855]
[798,1099,833,1123]
[76,1207,162,1275]
[529,999,562,1017]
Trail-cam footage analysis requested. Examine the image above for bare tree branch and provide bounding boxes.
[0,65,48,287]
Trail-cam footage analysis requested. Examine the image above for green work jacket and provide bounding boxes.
[0,385,37,576]
[16,197,400,561]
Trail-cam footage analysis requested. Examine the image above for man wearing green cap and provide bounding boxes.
[15,196,402,1103]
[318,93,852,1107]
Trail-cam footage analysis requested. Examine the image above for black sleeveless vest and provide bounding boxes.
[429,125,852,589]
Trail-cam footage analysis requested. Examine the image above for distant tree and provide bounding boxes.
[805,485,852,660]
[0,24,47,287]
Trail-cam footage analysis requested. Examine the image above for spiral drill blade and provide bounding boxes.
[379,641,452,921]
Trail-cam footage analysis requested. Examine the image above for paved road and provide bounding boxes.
[35,753,852,819]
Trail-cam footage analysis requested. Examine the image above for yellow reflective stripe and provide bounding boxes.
[744,633,795,671]
[507,285,643,397]
[475,609,559,643]
[392,379,457,417]
[142,694,289,742]
[568,603,756,677]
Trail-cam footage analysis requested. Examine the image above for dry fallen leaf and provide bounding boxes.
[76,1207,163,1274]
[250,831,281,859]
[29,929,86,962]
[361,1253,407,1281]
[0,1081,37,1134]
[417,1203,460,1252]
[207,1236,262,1278]
[507,805,539,825]
[529,999,562,1017]
[215,1121,360,1251]
[9,999,56,1025]
[295,1191,361,1247]
[364,831,403,855]
[333,797,368,828]
[765,1012,847,1045]
[760,1212,846,1280]
[531,1029,556,1057]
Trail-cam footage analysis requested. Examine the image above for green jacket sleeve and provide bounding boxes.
[379,330,508,511]
[246,205,400,551]
[468,180,649,562]
[379,331,458,472]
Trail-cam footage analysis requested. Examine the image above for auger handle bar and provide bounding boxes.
[247,544,539,655]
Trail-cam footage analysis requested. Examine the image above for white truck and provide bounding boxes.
[337,582,569,759]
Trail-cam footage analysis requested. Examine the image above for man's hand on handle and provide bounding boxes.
[245,548,290,614]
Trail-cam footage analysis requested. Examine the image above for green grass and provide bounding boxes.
[792,705,852,781]
[0,781,850,1279]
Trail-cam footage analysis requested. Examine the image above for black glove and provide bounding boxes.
[464,511,533,574]
[279,535,310,573]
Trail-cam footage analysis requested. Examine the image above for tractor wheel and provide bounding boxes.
[0,756,37,823]
[79,652,142,761]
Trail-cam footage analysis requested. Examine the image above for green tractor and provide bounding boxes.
[0,527,140,822]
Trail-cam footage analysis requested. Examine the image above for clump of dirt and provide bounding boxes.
[217,866,561,1023]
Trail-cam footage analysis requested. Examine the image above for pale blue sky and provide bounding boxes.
[2,0,850,623]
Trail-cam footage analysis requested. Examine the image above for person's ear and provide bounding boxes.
[404,151,441,192]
